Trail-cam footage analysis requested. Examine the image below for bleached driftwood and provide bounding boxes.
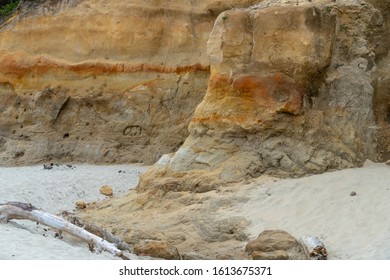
[61,211,131,251]
[300,235,328,260]
[0,202,132,259]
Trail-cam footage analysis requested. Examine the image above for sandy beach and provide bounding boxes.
[0,161,389,260]
[241,160,390,260]
[0,164,148,260]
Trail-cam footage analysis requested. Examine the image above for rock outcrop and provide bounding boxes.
[0,0,260,166]
[138,0,390,192]
[3,0,390,260]
[1,0,390,188]
[81,180,255,260]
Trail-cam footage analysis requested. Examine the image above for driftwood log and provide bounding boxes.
[0,202,133,260]
[300,235,328,260]
[61,211,131,252]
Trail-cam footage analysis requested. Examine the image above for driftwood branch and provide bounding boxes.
[61,211,131,252]
[0,202,133,260]
[300,235,328,260]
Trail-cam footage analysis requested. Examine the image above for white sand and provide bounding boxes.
[1,161,389,259]
[240,161,390,260]
[0,164,148,260]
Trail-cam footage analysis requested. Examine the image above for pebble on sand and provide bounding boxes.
[75,200,87,209]
[100,185,113,197]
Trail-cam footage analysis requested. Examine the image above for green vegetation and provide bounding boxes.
[0,0,42,19]
[0,0,20,18]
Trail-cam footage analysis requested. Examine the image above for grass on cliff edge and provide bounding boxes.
[0,0,20,17]
[0,0,41,18]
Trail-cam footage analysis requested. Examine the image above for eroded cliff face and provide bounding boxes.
[1,0,389,188]
[0,0,260,165]
[139,0,390,192]
[2,0,390,260]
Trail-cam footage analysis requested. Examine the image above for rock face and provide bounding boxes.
[245,230,307,260]
[81,182,255,260]
[0,0,260,166]
[1,0,389,188]
[138,0,390,192]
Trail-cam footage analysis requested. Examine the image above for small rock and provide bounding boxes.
[134,240,181,260]
[100,185,113,196]
[350,191,357,196]
[75,200,87,209]
[385,160,390,166]
[252,250,289,260]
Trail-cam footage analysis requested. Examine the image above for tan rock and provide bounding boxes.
[134,240,181,260]
[245,230,299,254]
[1,0,388,191]
[100,185,113,197]
[138,0,385,192]
[216,254,236,260]
[252,250,289,260]
[0,0,214,166]
[181,252,210,260]
[75,200,87,209]
[246,230,307,260]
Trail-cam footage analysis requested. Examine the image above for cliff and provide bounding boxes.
[138,0,390,192]
[1,0,390,261]
[0,0,259,165]
[0,0,389,186]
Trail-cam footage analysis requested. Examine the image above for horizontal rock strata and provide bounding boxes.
[0,0,260,165]
[138,0,390,192]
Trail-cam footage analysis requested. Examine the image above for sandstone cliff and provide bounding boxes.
[138,0,390,192]
[0,0,260,165]
[0,0,389,189]
[1,0,390,261]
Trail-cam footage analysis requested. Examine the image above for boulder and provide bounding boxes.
[246,230,307,260]
[134,240,181,260]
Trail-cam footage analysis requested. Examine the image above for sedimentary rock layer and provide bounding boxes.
[1,0,389,190]
[0,0,259,165]
[138,0,390,192]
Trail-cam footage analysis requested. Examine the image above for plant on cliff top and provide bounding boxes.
[0,0,20,17]
[0,0,41,19]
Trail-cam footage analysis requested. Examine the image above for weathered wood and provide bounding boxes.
[61,211,131,252]
[300,235,327,260]
[0,202,133,259]
[0,201,37,211]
